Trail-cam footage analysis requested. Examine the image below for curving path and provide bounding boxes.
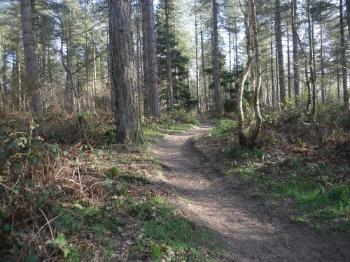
[151,124,350,262]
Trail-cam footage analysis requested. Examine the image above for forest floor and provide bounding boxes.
[152,123,350,261]
[2,110,350,261]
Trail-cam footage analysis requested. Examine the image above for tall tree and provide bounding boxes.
[108,0,142,143]
[200,27,208,111]
[164,0,174,111]
[275,0,286,105]
[19,0,40,113]
[194,0,201,113]
[142,0,160,118]
[291,0,300,102]
[340,0,349,111]
[307,0,317,116]
[212,0,222,115]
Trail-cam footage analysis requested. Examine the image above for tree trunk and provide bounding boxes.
[136,0,143,115]
[291,0,300,103]
[346,0,350,37]
[108,0,142,144]
[336,54,341,101]
[200,28,208,111]
[270,32,275,109]
[234,18,239,72]
[63,12,74,113]
[165,0,174,111]
[19,0,41,113]
[194,0,201,113]
[250,0,262,143]
[238,0,261,147]
[287,24,292,99]
[340,0,349,111]
[275,0,286,106]
[212,0,222,115]
[142,0,160,118]
[320,26,325,103]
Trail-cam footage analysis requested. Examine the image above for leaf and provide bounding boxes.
[53,233,71,258]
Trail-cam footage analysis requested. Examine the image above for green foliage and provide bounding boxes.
[53,233,71,258]
[228,146,265,160]
[56,201,126,236]
[212,118,237,136]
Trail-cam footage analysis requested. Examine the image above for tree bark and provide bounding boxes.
[19,0,41,113]
[108,0,142,144]
[142,0,160,118]
[212,0,222,115]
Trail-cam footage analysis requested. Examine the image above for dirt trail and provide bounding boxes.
[151,124,350,262]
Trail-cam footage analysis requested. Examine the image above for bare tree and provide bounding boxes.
[108,0,142,143]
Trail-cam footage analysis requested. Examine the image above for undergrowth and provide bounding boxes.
[144,109,199,139]
[0,110,215,261]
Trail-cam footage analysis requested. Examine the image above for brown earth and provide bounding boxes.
[151,124,350,262]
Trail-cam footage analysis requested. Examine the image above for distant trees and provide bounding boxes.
[108,0,142,143]
[0,0,349,144]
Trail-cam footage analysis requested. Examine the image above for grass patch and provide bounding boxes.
[228,152,350,236]
[211,118,237,137]
[130,196,217,261]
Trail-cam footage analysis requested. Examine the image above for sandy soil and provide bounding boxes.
[151,124,350,262]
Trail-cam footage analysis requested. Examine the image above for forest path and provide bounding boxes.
[151,124,350,262]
